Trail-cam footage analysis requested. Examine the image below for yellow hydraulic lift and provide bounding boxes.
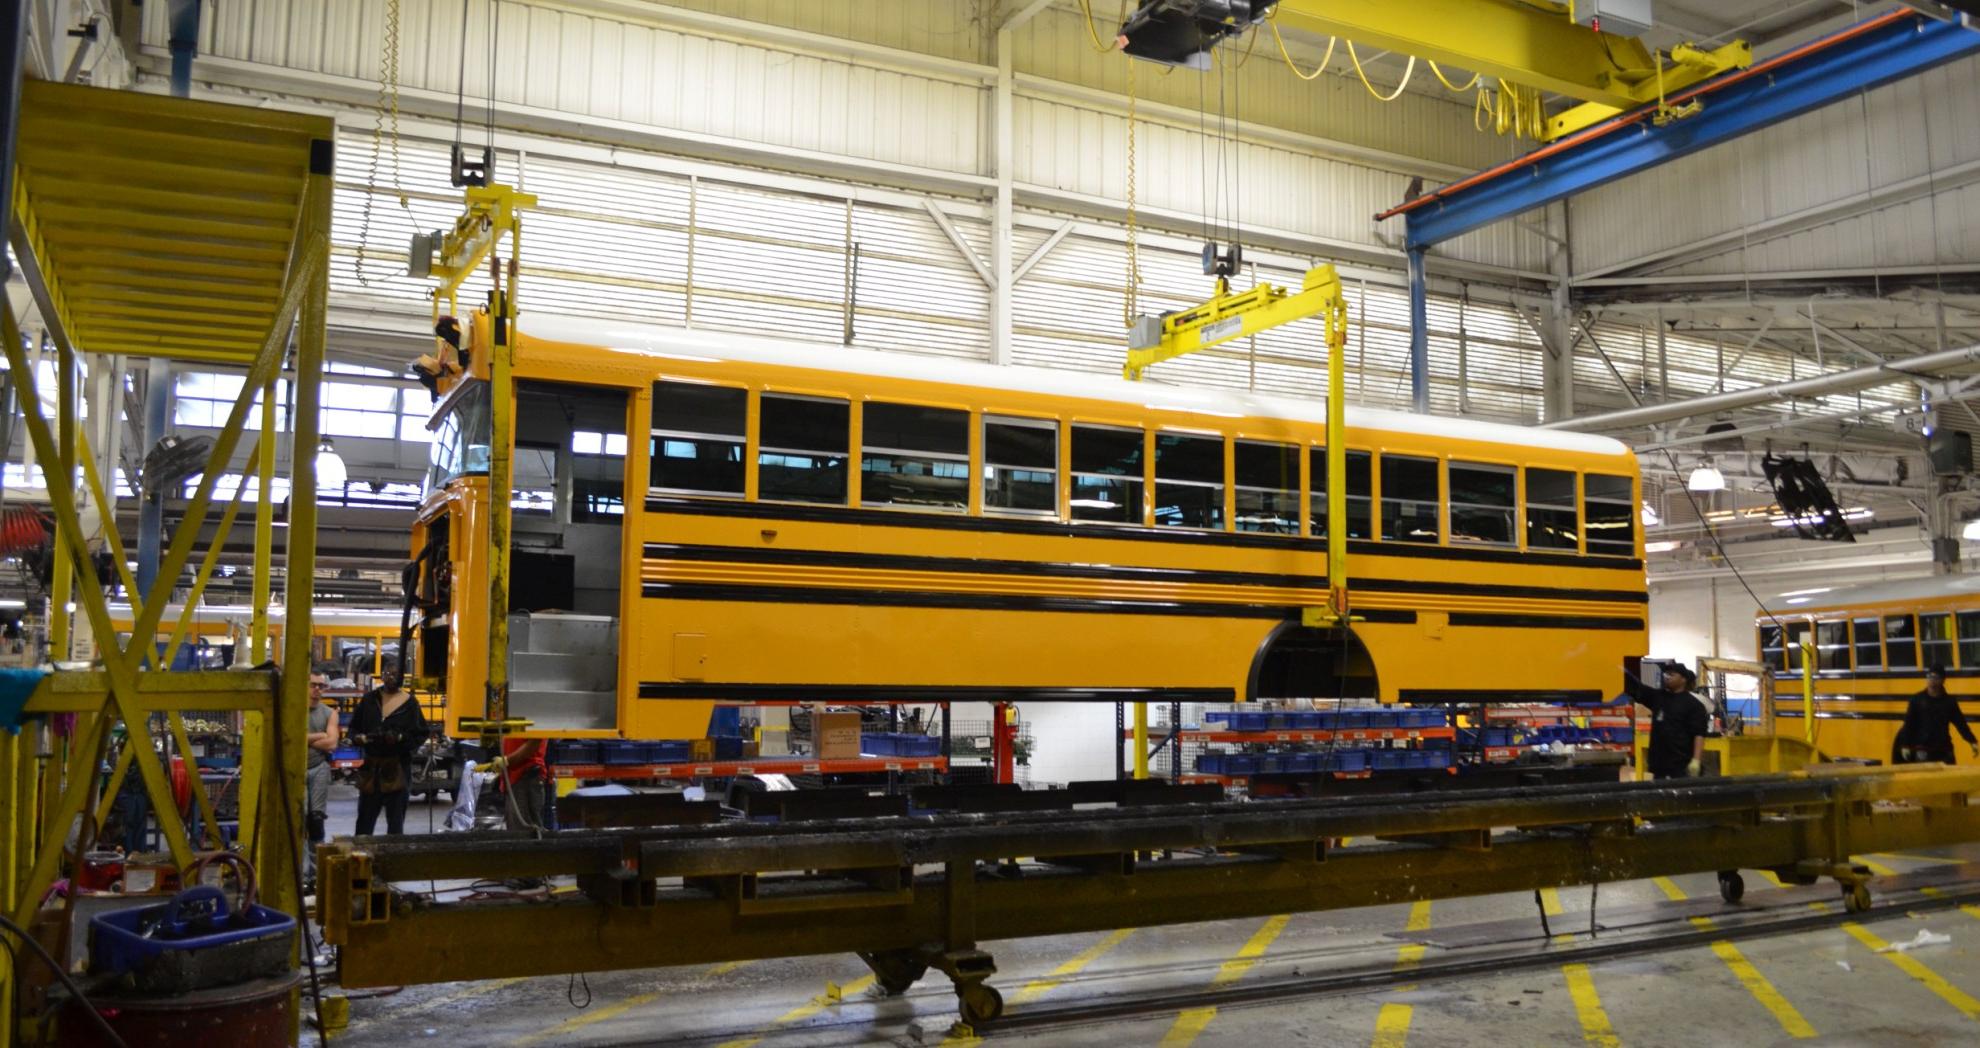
[0,81,333,1046]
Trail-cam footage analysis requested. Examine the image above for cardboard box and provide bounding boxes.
[814,711,863,760]
[690,738,714,762]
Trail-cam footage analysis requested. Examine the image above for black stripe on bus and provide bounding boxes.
[643,497,1643,572]
[1446,613,1644,631]
[1770,668,1980,681]
[1398,689,1608,706]
[641,580,1420,624]
[640,543,1651,605]
[639,683,1239,703]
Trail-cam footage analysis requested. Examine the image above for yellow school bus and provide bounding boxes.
[407,313,1648,741]
[1757,576,1980,762]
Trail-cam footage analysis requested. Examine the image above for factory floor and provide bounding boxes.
[314,784,1980,1047]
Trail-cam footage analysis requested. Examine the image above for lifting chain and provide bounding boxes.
[1123,54,1142,328]
[355,0,410,287]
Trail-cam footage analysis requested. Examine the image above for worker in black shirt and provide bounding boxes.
[1894,665,1979,765]
[1618,662,1713,779]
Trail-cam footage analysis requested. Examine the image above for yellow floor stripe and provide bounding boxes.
[714,973,876,1048]
[511,962,750,1046]
[1366,902,1433,1047]
[1371,1002,1414,1048]
[1755,869,1786,889]
[1875,852,1960,865]
[1844,922,1980,1020]
[1157,915,1292,1048]
[366,977,526,1022]
[1662,878,1816,1038]
[1562,963,1621,1048]
[1011,927,1136,1006]
[1539,888,1565,916]
[1965,905,1980,922]
[1857,857,1899,877]
[1653,876,1688,902]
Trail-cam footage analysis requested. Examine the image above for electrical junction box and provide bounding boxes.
[1574,0,1656,37]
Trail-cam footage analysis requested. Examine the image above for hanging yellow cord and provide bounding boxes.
[1074,0,1127,54]
[1124,56,1142,327]
[1266,12,1335,81]
[1347,40,1415,102]
[1428,61,1479,92]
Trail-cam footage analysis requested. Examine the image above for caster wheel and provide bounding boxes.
[958,983,1004,1026]
[1844,883,1872,914]
[1718,871,1745,904]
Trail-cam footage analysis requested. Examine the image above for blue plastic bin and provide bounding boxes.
[1223,754,1259,776]
[601,740,647,765]
[645,740,692,763]
[1420,748,1453,770]
[1330,749,1369,772]
[90,886,297,992]
[1370,749,1406,771]
[1195,753,1225,775]
[1286,752,1321,774]
[1225,711,1270,732]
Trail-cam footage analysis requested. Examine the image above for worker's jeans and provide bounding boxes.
[304,761,332,881]
[506,770,546,833]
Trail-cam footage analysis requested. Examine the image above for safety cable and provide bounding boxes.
[1073,0,1126,55]
[1123,56,1142,327]
[1346,41,1415,102]
[1266,12,1334,81]
[1428,61,1479,92]
[355,0,409,287]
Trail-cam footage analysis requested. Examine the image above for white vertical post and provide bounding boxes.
[992,26,1015,366]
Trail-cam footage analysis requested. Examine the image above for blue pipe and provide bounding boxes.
[168,0,202,98]
[1404,14,1980,250]
[1407,247,1429,414]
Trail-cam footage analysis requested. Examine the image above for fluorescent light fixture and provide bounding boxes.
[1784,597,1813,605]
[1964,519,1980,541]
[1640,502,1660,527]
[1770,508,1872,528]
[0,599,24,609]
[1686,465,1726,492]
[1778,587,1834,598]
[316,438,348,489]
[1644,540,1680,554]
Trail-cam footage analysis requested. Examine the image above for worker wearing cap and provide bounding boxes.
[1618,662,1712,779]
[1894,664,1979,765]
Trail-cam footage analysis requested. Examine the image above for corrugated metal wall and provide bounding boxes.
[1571,54,1980,277]
[156,0,1547,274]
[1570,316,1913,421]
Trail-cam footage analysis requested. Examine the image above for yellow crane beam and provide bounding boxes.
[1267,0,1749,139]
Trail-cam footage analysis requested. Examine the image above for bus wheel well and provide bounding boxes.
[1246,622,1379,702]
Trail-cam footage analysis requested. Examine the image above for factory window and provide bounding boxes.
[861,401,968,511]
[1234,441,1298,534]
[1380,455,1440,544]
[1785,621,1810,671]
[1920,612,1954,670]
[322,381,402,440]
[982,416,1057,516]
[1583,473,1636,557]
[1069,424,1144,525]
[1854,618,1883,670]
[1309,448,1372,541]
[1524,468,1578,551]
[1958,611,1980,669]
[174,372,288,431]
[650,381,747,497]
[1815,620,1850,670]
[1155,432,1224,529]
[1885,614,1918,669]
[1448,462,1516,546]
[1759,624,1785,670]
[758,393,849,504]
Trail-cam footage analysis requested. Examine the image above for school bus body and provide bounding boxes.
[412,314,1648,740]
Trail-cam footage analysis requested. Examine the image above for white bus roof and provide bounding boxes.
[522,315,1634,461]
[1768,574,1980,614]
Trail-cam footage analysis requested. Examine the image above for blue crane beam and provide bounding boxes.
[1398,11,1980,251]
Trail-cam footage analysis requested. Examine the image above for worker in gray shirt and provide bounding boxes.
[305,672,339,888]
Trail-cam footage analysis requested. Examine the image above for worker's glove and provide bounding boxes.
[1685,758,1702,778]
[1971,744,1979,761]
[478,756,508,775]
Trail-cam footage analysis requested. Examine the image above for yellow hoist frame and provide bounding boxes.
[426,183,539,745]
[1123,264,1352,775]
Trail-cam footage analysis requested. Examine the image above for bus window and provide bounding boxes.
[982,416,1056,515]
[1583,473,1636,556]
[860,402,968,511]
[1815,621,1850,670]
[1070,424,1144,524]
[1155,433,1224,529]
[1234,441,1298,534]
[1380,455,1440,544]
[1958,611,1980,668]
[1854,617,1882,669]
[1785,621,1810,670]
[1449,462,1515,545]
[1759,623,1785,670]
[1310,448,1372,540]
[1920,612,1954,669]
[651,381,746,497]
[513,442,557,514]
[1886,614,1919,668]
[758,393,849,504]
[1525,468,1578,551]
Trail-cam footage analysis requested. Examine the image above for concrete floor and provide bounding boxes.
[313,782,1980,1047]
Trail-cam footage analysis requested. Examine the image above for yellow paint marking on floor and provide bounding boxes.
[1755,869,1785,889]
[1366,902,1433,1046]
[1539,888,1565,916]
[1857,857,1899,877]
[1844,922,1980,1020]
[1653,875,1689,902]
[1876,852,1960,865]
[1964,905,1980,922]
[369,977,526,1021]
[1010,928,1137,1005]
[1157,915,1293,1048]
[713,973,877,1048]
[1562,963,1621,1048]
[1371,1002,1414,1048]
[512,962,751,1046]
[1679,917,1815,1038]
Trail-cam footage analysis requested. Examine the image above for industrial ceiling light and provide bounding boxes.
[316,438,348,490]
[1963,519,1980,542]
[1640,501,1661,527]
[1687,462,1726,492]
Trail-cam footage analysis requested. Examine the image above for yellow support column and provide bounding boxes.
[1801,639,1816,746]
[1133,703,1149,780]
[241,384,278,847]
[49,338,73,660]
